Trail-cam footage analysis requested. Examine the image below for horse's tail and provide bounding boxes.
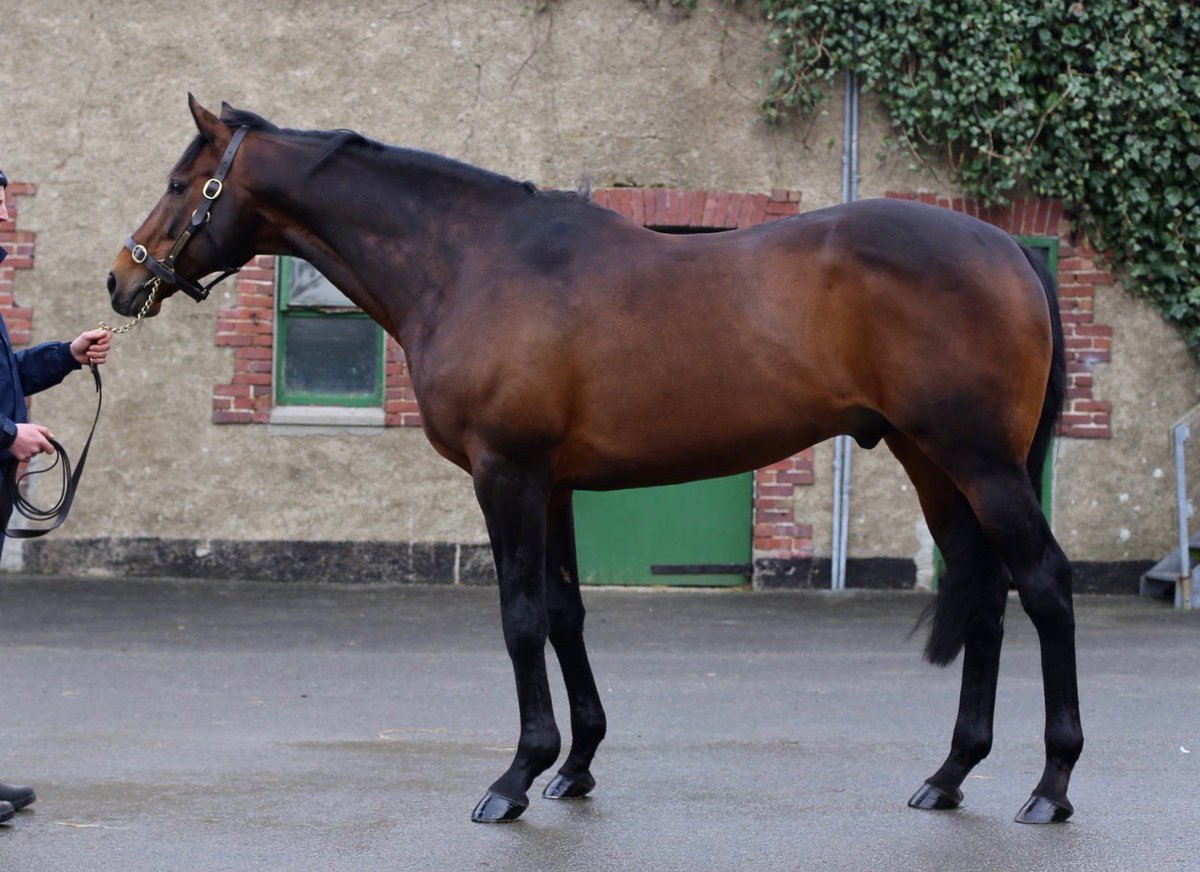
[921,242,1064,666]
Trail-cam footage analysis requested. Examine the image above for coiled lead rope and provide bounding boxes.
[4,362,103,538]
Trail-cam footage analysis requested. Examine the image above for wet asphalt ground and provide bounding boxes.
[0,575,1196,871]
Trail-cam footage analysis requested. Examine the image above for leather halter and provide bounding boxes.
[124,125,250,302]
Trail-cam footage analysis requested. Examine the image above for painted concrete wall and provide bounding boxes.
[4,0,836,548]
[1,0,1195,581]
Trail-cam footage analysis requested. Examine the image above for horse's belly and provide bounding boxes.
[555,395,835,490]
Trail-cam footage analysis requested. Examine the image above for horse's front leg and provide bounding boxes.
[542,489,607,800]
[470,453,561,823]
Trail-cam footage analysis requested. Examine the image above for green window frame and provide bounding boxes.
[1015,234,1058,522]
[274,257,384,408]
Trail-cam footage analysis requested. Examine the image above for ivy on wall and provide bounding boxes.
[753,1,1200,350]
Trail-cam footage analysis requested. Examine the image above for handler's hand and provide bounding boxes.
[11,423,55,462]
[70,329,111,366]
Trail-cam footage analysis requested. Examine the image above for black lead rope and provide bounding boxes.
[3,363,102,538]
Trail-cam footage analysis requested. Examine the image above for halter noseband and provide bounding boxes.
[125,124,250,302]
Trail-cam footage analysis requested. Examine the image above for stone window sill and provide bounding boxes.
[267,405,385,436]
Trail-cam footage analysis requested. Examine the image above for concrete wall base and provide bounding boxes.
[18,538,497,586]
[11,540,1154,595]
[757,557,1154,595]
[756,557,917,590]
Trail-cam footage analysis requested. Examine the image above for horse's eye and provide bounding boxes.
[168,179,186,195]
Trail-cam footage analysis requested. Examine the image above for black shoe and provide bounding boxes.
[0,801,14,823]
[0,783,35,811]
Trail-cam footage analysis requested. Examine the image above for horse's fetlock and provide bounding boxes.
[951,726,993,767]
[1046,725,1084,767]
[520,728,562,772]
[573,704,607,748]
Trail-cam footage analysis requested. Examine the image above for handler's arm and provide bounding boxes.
[14,330,109,396]
[14,341,81,396]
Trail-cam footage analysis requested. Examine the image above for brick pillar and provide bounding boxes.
[213,255,275,424]
[754,453,815,558]
[0,182,37,347]
[384,337,422,427]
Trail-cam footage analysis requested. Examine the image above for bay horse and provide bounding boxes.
[107,97,1079,825]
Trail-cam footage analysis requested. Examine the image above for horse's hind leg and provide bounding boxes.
[469,453,562,823]
[956,466,1081,823]
[542,489,607,800]
[887,434,1009,813]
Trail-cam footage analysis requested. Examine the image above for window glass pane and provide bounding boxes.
[1025,243,1051,268]
[281,316,380,399]
[288,259,354,308]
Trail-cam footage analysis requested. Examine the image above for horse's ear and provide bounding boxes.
[187,93,230,148]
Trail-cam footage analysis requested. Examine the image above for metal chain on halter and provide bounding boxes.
[96,277,159,334]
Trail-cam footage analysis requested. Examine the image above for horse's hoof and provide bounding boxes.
[907,781,963,811]
[542,771,596,800]
[1014,793,1073,824]
[471,790,528,823]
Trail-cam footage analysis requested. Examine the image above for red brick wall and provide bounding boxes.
[886,192,1113,439]
[0,182,37,348]
[213,255,275,424]
[384,336,421,427]
[754,456,815,560]
[590,187,802,228]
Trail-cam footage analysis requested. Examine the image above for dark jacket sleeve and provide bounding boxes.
[14,341,81,396]
[0,413,15,458]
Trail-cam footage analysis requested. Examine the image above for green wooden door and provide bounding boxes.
[574,473,753,586]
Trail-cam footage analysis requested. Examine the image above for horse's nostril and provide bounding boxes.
[107,272,117,297]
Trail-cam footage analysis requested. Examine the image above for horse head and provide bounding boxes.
[107,95,262,318]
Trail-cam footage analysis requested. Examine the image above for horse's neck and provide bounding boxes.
[258,152,506,342]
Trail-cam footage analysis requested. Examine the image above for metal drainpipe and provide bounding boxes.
[1174,422,1194,609]
[832,67,859,591]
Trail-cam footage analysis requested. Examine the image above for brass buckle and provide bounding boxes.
[131,244,148,264]
[203,178,223,200]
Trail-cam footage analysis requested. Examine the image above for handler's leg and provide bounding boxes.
[0,491,36,818]
[542,490,606,800]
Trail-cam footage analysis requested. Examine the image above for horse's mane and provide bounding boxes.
[175,103,594,204]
